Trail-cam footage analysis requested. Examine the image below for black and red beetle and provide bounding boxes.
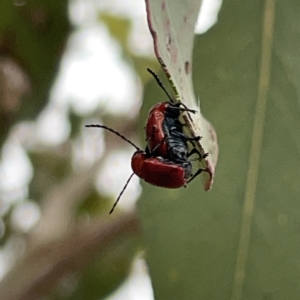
[85,69,207,214]
[145,68,207,163]
[85,124,204,214]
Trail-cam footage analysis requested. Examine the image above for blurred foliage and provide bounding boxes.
[0,2,143,300]
[28,148,72,201]
[100,13,132,54]
[77,190,110,216]
[50,233,140,300]
[100,12,158,83]
[69,110,83,139]
[0,213,13,247]
[0,0,70,145]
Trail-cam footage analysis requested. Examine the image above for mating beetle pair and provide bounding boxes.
[86,69,208,214]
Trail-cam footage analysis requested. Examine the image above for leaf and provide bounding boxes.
[139,0,300,299]
[146,0,201,107]
[146,0,218,190]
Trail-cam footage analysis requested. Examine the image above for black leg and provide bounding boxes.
[187,148,209,160]
[187,148,201,158]
[187,168,208,184]
[168,105,196,114]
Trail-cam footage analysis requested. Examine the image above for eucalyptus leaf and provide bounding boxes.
[139,0,300,299]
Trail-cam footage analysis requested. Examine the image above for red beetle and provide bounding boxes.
[85,124,205,214]
[145,68,205,162]
[131,151,192,188]
[145,101,186,157]
[146,102,202,160]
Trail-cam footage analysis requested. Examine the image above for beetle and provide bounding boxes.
[145,68,207,162]
[85,124,205,214]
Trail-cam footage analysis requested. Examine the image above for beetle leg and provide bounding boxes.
[168,130,201,143]
[187,168,208,184]
[187,148,202,159]
[178,102,197,114]
[146,136,167,157]
[151,136,166,153]
[187,148,209,160]
[169,106,196,114]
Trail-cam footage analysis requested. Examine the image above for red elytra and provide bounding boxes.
[145,102,168,156]
[131,151,191,188]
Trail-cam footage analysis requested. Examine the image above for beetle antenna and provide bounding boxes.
[147,68,174,103]
[85,125,140,151]
[109,172,135,214]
